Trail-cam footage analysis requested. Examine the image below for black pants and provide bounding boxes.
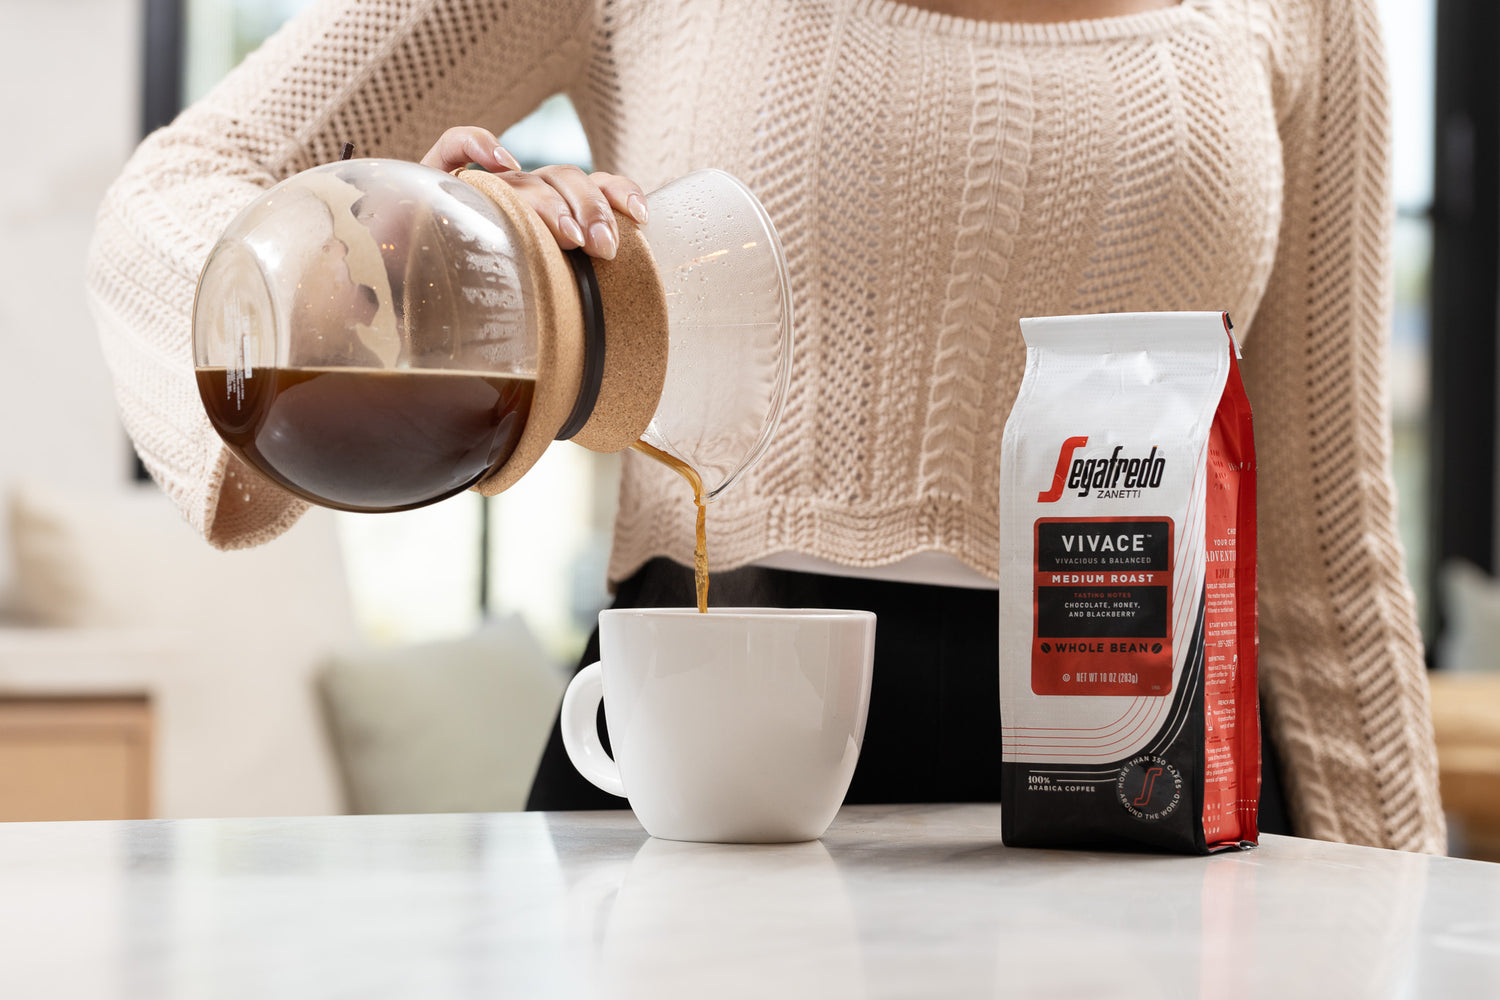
[527,558,1292,835]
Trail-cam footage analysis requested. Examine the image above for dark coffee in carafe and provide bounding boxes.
[197,366,534,512]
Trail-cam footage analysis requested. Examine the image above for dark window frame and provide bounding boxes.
[132,0,185,484]
[1428,1,1498,654]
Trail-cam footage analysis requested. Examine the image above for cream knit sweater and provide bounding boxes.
[87,0,1445,851]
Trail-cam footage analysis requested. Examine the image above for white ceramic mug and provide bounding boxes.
[560,608,876,843]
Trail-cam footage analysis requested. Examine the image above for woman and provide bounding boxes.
[87,0,1444,850]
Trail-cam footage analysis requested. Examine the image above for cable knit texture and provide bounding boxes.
[86,0,1445,852]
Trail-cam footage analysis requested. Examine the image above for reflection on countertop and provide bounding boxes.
[0,804,1498,998]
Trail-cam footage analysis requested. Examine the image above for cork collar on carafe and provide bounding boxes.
[451,169,669,495]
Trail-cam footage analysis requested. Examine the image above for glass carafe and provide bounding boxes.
[192,159,791,512]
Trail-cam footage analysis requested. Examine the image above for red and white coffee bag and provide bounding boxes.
[999,312,1258,853]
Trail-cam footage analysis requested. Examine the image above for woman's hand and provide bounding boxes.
[421,126,648,261]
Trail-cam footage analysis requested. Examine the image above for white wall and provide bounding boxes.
[0,0,141,595]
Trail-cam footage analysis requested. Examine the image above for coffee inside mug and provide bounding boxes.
[560,608,876,843]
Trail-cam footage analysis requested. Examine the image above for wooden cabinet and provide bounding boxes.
[1429,673,1500,860]
[0,697,152,821]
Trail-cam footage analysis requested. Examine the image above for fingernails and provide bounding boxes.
[559,215,586,247]
[590,221,618,259]
[626,194,649,225]
[494,146,522,171]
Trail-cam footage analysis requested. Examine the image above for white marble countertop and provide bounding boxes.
[1,804,1497,998]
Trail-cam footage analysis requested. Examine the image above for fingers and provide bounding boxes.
[532,164,626,259]
[519,166,647,260]
[499,170,595,254]
[590,171,650,227]
[419,126,521,174]
[421,127,649,260]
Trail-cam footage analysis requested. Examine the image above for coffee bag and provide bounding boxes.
[999,312,1258,853]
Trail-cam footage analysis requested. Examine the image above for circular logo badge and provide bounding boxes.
[1116,755,1182,822]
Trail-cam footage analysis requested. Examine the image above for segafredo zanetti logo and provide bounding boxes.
[1037,437,1167,502]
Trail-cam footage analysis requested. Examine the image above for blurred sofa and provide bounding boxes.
[0,480,567,820]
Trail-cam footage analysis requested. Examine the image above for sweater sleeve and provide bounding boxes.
[86,0,596,549]
[1240,0,1445,851]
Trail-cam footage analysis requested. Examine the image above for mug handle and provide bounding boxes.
[559,661,626,797]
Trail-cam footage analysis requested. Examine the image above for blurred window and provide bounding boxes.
[1378,0,1435,635]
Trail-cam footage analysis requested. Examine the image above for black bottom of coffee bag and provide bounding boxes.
[1001,599,1246,854]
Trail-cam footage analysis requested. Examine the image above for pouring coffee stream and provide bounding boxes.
[192,159,790,610]
[630,440,710,613]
